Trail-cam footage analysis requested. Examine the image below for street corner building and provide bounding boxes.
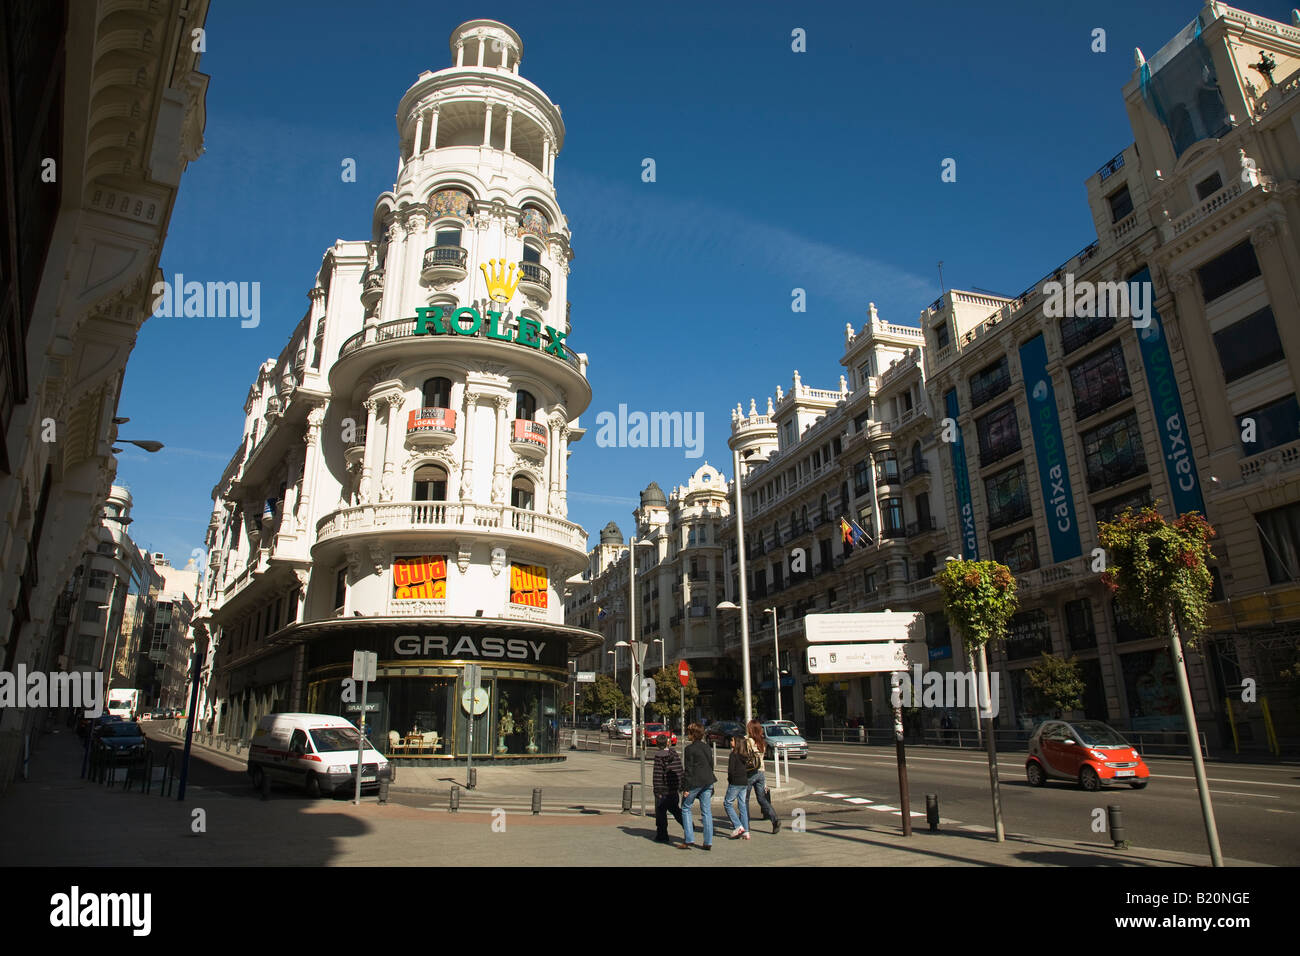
[194,20,601,763]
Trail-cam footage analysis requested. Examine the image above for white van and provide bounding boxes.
[247,713,392,797]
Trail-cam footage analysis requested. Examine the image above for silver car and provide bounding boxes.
[761,722,808,759]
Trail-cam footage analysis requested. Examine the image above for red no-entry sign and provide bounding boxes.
[678,660,690,687]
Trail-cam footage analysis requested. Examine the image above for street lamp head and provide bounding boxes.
[716,601,740,612]
[118,439,164,453]
[615,640,630,648]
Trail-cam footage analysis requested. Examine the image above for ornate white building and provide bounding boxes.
[198,19,600,761]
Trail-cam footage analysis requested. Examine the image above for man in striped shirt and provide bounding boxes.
[652,736,685,844]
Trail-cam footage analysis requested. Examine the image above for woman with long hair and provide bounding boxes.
[745,719,781,833]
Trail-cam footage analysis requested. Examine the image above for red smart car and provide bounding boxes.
[642,723,678,747]
[1026,719,1150,791]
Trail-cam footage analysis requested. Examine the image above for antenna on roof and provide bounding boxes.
[937,260,945,293]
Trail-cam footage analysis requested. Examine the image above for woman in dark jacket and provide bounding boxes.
[723,734,751,839]
[678,722,716,850]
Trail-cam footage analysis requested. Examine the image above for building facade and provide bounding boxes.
[197,19,600,761]
[0,0,209,786]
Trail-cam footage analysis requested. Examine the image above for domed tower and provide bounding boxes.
[210,19,599,763]
[636,481,669,536]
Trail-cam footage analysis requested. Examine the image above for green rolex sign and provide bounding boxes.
[411,305,570,360]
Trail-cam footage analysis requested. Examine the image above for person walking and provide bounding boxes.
[678,722,715,850]
[651,735,685,844]
[723,733,751,840]
[745,719,781,833]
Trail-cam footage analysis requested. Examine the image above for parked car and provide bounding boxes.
[92,721,147,764]
[609,718,633,739]
[78,713,122,740]
[761,721,808,759]
[137,711,152,721]
[601,717,617,734]
[642,723,678,747]
[704,721,746,747]
[1026,719,1150,791]
[247,713,392,798]
[766,719,802,736]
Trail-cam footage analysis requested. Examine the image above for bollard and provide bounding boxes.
[925,793,939,832]
[622,783,634,813]
[450,785,461,812]
[532,787,542,815]
[1108,805,1126,847]
[467,767,477,790]
[570,730,578,751]
[378,775,390,804]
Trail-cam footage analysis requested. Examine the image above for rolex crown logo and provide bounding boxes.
[480,259,520,303]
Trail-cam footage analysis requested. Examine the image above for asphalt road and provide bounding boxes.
[793,742,1300,866]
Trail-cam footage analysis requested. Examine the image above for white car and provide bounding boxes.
[761,721,809,759]
[608,718,633,738]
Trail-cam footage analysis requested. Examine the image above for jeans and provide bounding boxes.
[748,770,777,823]
[723,783,750,832]
[655,792,683,840]
[681,786,714,845]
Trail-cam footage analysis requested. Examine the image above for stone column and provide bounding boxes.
[1250,220,1300,390]
[504,107,514,154]
[403,211,427,318]
[413,111,424,158]
[1166,270,1234,456]
[359,398,381,504]
[456,42,464,67]
[491,395,511,504]
[380,390,405,502]
[557,424,570,515]
[278,444,303,538]
[428,106,439,152]
[460,388,479,505]
[378,220,404,326]
[477,36,485,66]
[547,415,564,514]
[308,286,327,369]
[483,103,494,148]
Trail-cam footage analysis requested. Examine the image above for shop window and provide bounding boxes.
[1064,598,1096,651]
[1082,411,1147,492]
[412,465,447,502]
[1107,184,1133,222]
[992,527,1038,574]
[1069,341,1132,420]
[1255,501,1300,585]
[1004,609,1050,660]
[1236,394,1300,455]
[1197,240,1261,303]
[1213,307,1284,384]
[985,464,1031,529]
[969,356,1011,409]
[422,376,452,407]
[976,401,1021,467]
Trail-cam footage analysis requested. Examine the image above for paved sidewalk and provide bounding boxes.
[0,725,1269,866]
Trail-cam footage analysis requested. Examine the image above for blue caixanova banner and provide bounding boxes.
[1131,266,1207,516]
[945,388,980,559]
[1019,334,1083,562]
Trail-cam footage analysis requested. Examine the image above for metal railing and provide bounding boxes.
[422,245,468,272]
[518,260,551,291]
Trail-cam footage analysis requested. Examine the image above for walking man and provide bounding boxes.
[652,735,685,843]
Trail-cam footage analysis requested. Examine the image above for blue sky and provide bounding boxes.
[113,0,1294,563]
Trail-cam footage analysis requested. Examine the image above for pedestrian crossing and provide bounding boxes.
[811,789,939,822]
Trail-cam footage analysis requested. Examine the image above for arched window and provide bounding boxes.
[512,475,535,511]
[516,389,537,420]
[413,465,448,502]
[423,377,452,408]
[522,241,541,264]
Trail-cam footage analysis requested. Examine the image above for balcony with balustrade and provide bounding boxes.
[422,245,468,284]
[518,260,551,304]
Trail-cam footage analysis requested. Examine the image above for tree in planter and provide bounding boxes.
[935,558,1019,842]
[650,667,698,736]
[1025,652,1086,718]
[581,674,629,723]
[1097,505,1222,865]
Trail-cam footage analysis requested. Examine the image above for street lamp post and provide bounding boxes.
[653,638,665,671]
[607,649,618,726]
[718,448,755,725]
[765,607,782,722]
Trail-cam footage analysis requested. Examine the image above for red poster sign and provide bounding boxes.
[513,419,548,448]
[678,660,690,687]
[407,407,457,434]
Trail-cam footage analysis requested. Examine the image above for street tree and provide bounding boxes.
[1097,505,1222,865]
[734,688,761,721]
[1025,652,1085,717]
[650,666,698,729]
[581,674,629,720]
[936,557,1019,842]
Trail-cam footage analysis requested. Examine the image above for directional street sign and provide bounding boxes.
[576,671,596,683]
[804,612,924,644]
[805,641,928,675]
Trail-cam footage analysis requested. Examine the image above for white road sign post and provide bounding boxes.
[464,663,482,788]
[351,651,377,806]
